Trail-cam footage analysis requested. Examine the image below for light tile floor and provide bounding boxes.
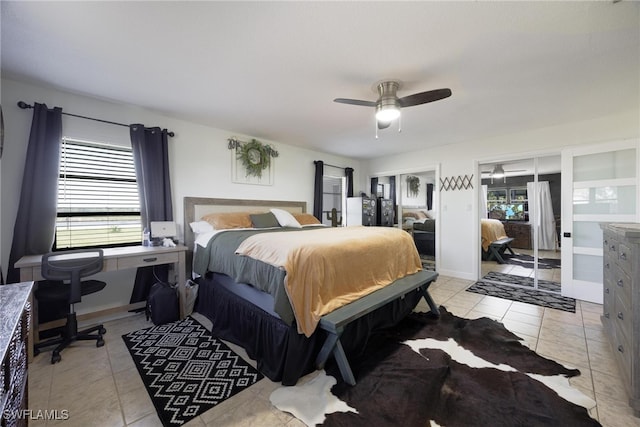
[28,273,640,427]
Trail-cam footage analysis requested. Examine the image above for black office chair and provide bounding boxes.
[34,249,107,363]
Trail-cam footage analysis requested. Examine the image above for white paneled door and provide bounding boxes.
[561,140,638,303]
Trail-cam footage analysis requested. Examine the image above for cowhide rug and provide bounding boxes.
[271,307,600,427]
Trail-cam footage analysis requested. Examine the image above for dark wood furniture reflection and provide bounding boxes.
[1,281,32,427]
[502,221,532,250]
[376,198,394,226]
[346,197,377,226]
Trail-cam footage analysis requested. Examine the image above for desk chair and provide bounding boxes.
[34,249,107,363]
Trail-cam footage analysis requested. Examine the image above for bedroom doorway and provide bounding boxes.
[479,155,562,294]
[369,166,439,272]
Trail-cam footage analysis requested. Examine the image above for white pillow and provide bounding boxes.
[270,208,302,228]
[190,220,214,234]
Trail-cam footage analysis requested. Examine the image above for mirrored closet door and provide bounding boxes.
[479,155,562,294]
[370,169,438,272]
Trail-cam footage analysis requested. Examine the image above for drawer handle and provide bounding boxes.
[610,244,616,251]
[618,345,624,353]
[617,312,624,320]
[620,252,626,260]
[605,312,610,318]
[604,239,608,245]
[605,263,610,269]
[605,287,609,294]
[617,279,624,287]
[143,257,158,263]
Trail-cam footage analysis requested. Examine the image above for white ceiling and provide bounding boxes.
[2,1,639,160]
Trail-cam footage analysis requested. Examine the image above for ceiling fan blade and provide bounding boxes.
[398,88,452,108]
[377,120,391,130]
[333,98,376,107]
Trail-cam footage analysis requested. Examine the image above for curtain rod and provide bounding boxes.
[17,101,175,137]
[314,160,348,170]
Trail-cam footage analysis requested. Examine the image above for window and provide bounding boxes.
[55,138,141,249]
[322,175,346,226]
[487,187,528,221]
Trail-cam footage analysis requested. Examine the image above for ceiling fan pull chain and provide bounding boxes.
[375,119,379,139]
[398,115,402,133]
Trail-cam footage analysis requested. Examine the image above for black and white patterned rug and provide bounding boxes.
[467,272,576,312]
[501,253,561,270]
[122,317,263,426]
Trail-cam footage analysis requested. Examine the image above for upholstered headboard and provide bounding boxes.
[183,197,307,262]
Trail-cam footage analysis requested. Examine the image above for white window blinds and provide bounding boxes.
[56,138,141,249]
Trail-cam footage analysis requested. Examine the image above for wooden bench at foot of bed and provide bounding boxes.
[486,237,516,264]
[315,270,439,386]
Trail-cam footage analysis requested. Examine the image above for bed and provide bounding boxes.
[184,197,436,385]
[481,218,515,263]
[402,209,436,256]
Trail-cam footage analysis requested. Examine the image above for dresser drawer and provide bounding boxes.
[613,328,633,393]
[117,251,179,270]
[617,242,633,276]
[613,292,632,344]
[613,264,632,304]
[603,283,614,325]
[604,232,618,255]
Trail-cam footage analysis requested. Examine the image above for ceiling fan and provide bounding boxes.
[334,81,452,134]
[481,164,527,183]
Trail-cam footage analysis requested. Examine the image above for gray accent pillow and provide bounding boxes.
[250,212,281,228]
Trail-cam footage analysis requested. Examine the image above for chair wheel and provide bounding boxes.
[99,327,107,335]
[51,353,61,364]
[96,338,105,347]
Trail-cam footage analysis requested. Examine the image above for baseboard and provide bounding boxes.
[38,301,146,332]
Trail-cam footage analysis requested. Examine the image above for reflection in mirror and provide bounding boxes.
[370,170,437,271]
[479,155,562,294]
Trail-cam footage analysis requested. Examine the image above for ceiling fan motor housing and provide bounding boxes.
[376,81,401,121]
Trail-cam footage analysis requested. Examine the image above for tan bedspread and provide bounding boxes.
[235,226,422,337]
[481,219,508,251]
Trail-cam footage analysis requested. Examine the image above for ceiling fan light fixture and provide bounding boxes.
[491,165,505,179]
[375,101,401,122]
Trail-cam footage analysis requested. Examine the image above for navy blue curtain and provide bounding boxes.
[7,104,62,283]
[370,177,378,198]
[313,160,324,219]
[129,125,173,303]
[345,167,354,198]
[390,176,397,222]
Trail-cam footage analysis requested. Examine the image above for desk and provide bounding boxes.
[15,245,187,361]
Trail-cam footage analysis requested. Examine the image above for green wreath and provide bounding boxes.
[237,139,275,178]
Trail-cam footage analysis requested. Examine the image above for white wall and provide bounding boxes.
[362,110,640,280]
[1,78,360,314]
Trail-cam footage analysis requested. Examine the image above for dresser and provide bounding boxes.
[601,223,640,417]
[376,198,394,227]
[502,221,532,249]
[346,197,377,226]
[1,281,32,427]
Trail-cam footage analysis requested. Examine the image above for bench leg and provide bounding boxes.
[419,285,440,317]
[315,332,339,370]
[315,329,357,386]
[332,339,356,386]
[489,245,507,263]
